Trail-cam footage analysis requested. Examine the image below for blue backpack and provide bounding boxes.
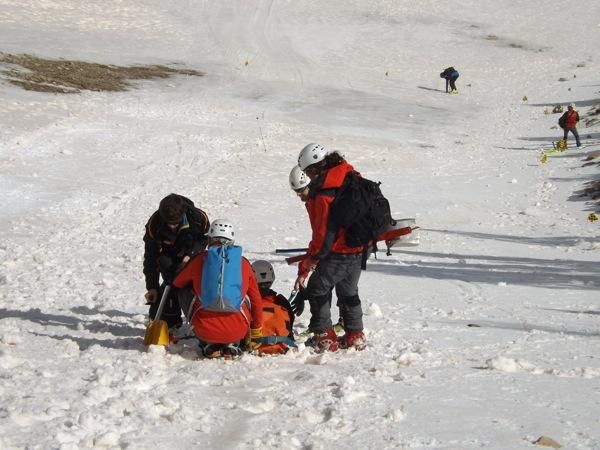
[200,245,243,312]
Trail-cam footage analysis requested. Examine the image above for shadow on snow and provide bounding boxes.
[0,307,145,351]
[448,319,600,338]
[368,228,599,290]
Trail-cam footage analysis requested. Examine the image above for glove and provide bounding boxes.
[246,327,263,351]
[144,289,158,305]
[295,257,317,290]
[289,288,308,316]
[158,255,175,283]
[298,257,317,276]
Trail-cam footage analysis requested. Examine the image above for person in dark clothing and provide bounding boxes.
[440,67,460,94]
[143,193,210,329]
[294,143,367,353]
[558,103,581,148]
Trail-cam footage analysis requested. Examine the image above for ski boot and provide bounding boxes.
[312,327,339,353]
[202,343,243,360]
[340,330,367,351]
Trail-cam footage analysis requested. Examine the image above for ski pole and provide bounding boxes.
[275,248,309,254]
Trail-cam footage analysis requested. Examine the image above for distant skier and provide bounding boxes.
[440,66,459,94]
[558,103,581,148]
[143,193,209,331]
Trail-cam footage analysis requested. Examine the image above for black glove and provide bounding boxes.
[158,255,175,283]
[288,287,309,316]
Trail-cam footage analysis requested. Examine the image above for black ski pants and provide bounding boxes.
[306,253,363,333]
[563,127,581,147]
[148,283,182,328]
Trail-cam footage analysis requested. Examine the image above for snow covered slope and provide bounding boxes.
[1,1,599,448]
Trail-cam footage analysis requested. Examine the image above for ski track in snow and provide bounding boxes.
[1,1,600,449]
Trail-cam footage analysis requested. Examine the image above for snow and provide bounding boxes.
[1,1,599,449]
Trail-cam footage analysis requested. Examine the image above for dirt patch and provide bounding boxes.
[0,53,203,94]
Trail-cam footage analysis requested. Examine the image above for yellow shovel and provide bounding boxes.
[143,285,172,346]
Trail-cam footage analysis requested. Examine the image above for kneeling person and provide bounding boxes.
[173,219,263,358]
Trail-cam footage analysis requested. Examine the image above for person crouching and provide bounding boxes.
[173,219,263,359]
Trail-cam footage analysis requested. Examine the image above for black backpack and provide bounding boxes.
[330,171,392,249]
[440,67,455,79]
[558,114,566,129]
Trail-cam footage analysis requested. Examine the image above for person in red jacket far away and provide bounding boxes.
[293,143,367,353]
[559,103,581,148]
[173,219,263,359]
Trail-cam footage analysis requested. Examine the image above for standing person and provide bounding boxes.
[143,193,209,331]
[288,165,345,329]
[558,103,581,148]
[440,66,459,94]
[293,143,367,353]
[173,220,263,358]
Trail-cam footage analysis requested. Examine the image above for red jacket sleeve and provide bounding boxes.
[242,258,263,329]
[306,194,333,258]
[173,253,203,296]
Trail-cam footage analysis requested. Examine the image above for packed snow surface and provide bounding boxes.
[1,1,599,449]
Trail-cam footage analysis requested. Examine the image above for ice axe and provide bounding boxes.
[143,285,172,346]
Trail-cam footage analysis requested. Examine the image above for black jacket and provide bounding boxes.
[440,67,459,80]
[143,195,209,290]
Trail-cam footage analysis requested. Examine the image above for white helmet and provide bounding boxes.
[207,219,235,242]
[252,260,275,284]
[298,143,328,170]
[289,165,310,191]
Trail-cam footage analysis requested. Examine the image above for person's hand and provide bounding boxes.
[289,288,308,316]
[295,258,317,290]
[144,289,158,304]
[177,255,191,271]
[294,275,305,291]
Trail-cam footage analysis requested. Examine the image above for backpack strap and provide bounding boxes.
[273,294,295,330]
[255,336,297,347]
[361,245,369,270]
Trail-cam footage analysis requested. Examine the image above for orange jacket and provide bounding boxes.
[306,160,364,259]
[173,251,263,343]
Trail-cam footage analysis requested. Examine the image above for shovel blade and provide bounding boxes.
[144,319,170,346]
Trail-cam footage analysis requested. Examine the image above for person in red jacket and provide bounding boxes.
[294,143,367,353]
[289,164,311,202]
[173,219,263,358]
[559,103,581,148]
[289,165,346,329]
